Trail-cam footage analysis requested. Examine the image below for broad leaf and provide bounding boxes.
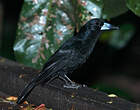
[126,0,140,16]
[102,0,128,18]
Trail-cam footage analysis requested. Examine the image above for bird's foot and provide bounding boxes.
[63,82,81,89]
[59,74,81,89]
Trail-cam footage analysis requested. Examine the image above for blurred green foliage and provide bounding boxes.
[14,0,140,69]
[100,23,135,49]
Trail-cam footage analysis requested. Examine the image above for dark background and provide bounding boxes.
[0,0,140,103]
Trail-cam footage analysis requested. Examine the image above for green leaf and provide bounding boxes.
[126,0,140,16]
[102,0,128,19]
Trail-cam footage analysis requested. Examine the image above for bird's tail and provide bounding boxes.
[16,80,36,104]
[17,70,52,104]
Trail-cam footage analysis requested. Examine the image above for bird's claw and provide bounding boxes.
[63,82,81,89]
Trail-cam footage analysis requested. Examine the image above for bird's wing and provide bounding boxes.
[42,49,72,71]
[41,38,76,71]
[36,45,74,81]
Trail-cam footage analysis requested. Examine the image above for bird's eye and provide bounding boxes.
[100,24,102,27]
[96,22,99,26]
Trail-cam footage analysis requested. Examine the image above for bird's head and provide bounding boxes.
[85,19,104,32]
[79,18,119,33]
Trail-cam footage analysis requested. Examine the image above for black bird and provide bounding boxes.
[17,18,119,104]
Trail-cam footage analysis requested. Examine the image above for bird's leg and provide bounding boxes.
[59,74,81,89]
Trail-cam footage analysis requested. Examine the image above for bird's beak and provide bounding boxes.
[101,22,119,31]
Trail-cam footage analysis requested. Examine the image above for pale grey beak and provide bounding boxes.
[101,22,119,31]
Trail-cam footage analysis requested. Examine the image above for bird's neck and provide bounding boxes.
[78,30,101,42]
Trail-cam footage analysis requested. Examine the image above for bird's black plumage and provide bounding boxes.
[17,18,118,104]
